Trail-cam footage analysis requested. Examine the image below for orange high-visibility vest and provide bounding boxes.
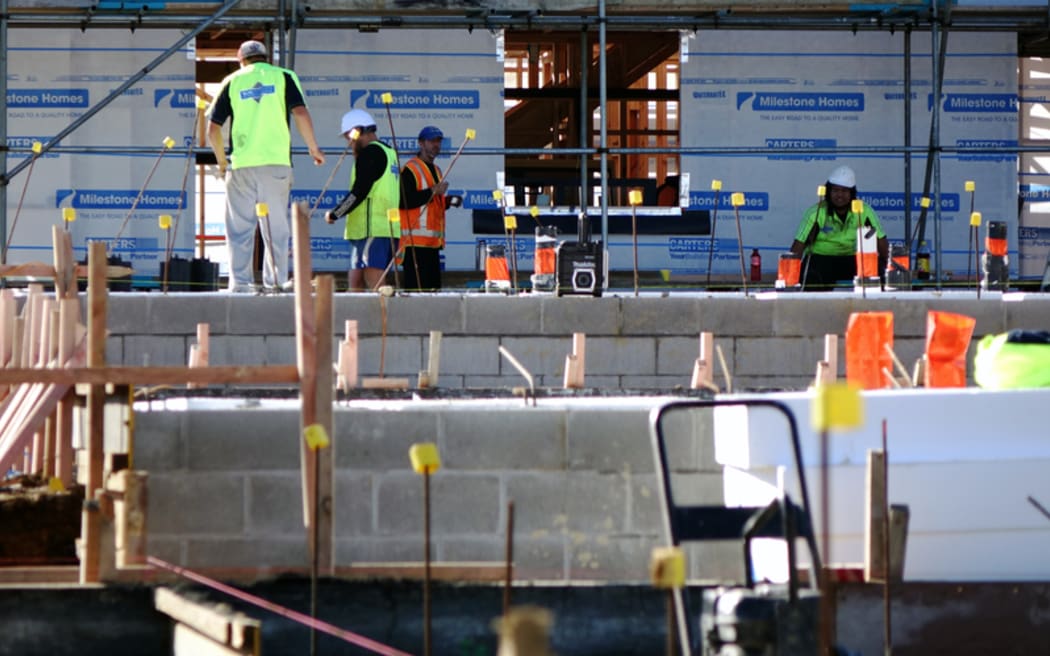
[401,157,446,249]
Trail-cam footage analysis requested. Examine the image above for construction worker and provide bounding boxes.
[208,40,325,293]
[790,165,888,290]
[400,125,457,291]
[325,109,400,292]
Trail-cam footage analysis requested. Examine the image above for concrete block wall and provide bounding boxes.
[133,398,745,582]
[103,292,1050,390]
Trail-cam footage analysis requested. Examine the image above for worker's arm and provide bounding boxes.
[291,106,325,166]
[325,143,385,223]
[790,239,807,257]
[207,122,228,175]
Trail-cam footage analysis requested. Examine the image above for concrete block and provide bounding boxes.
[444,408,566,470]
[506,472,627,534]
[438,536,505,564]
[383,295,465,334]
[621,297,700,335]
[122,335,186,366]
[265,335,298,365]
[334,472,375,537]
[540,296,622,335]
[1004,296,1050,332]
[499,336,570,379]
[334,409,441,470]
[207,335,268,366]
[106,336,123,365]
[734,336,824,377]
[619,375,687,390]
[105,295,150,334]
[144,537,183,565]
[247,473,306,535]
[463,296,541,335]
[358,336,422,377]
[376,472,501,536]
[132,411,185,471]
[629,473,664,534]
[144,295,227,335]
[656,336,702,376]
[186,537,307,569]
[336,537,421,564]
[504,535,567,580]
[698,297,776,336]
[568,534,656,581]
[185,409,301,470]
[332,294,403,334]
[440,336,500,375]
[566,407,653,473]
[147,472,245,535]
[227,295,297,335]
[463,374,538,389]
[587,337,656,375]
[564,375,622,389]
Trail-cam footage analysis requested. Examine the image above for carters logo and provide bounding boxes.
[240,83,276,103]
[154,89,197,108]
[933,94,1018,112]
[309,238,349,254]
[390,135,447,151]
[55,189,186,210]
[291,190,340,210]
[956,139,1018,162]
[355,90,480,109]
[7,88,89,108]
[690,191,769,211]
[88,237,160,251]
[766,138,837,161]
[736,92,863,111]
[6,136,57,158]
[668,237,713,258]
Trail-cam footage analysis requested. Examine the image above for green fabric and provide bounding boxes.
[795,201,886,256]
[345,141,401,240]
[225,63,300,168]
[974,333,1050,389]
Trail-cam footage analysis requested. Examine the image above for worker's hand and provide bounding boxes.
[324,211,337,225]
[446,195,463,209]
[433,180,449,196]
[309,146,325,166]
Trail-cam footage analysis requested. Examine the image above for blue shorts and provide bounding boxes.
[350,237,399,270]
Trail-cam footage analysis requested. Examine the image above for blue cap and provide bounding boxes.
[418,125,443,141]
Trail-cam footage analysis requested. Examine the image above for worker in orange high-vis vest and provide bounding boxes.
[400,125,461,291]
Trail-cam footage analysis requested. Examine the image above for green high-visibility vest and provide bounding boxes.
[345,141,401,240]
[974,331,1050,389]
[224,63,302,168]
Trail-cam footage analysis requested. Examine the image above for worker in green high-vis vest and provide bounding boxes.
[208,40,325,294]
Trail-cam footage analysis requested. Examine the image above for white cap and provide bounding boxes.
[340,109,376,137]
[238,40,268,60]
[827,165,856,188]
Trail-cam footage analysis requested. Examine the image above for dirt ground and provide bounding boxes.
[0,474,83,565]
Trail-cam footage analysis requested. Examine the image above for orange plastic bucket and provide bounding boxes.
[845,311,894,389]
[925,310,976,388]
[777,253,802,287]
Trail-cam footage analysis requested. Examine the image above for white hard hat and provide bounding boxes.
[827,165,856,188]
[340,109,376,137]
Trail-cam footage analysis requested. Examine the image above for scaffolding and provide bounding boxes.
[3,0,1049,283]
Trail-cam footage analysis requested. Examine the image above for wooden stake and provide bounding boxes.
[336,320,359,392]
[82,240,108,584]
[814,334,838,387]
[418,330,443,389]
[690,332,715,391]
[563,332,586,389]
[314,275,335,575]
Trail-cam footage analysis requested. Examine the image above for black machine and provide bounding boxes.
[651,399,824,656]
[555,210,605,297]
